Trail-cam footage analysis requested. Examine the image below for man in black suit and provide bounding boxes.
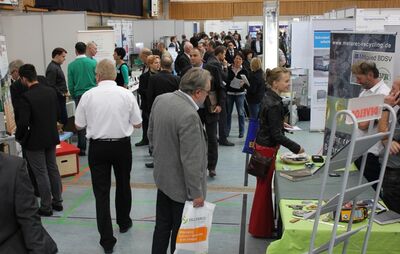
[168,35,181,53]
[225,41,237,64]
[147,56,180,112]
[207,46,234,147]
[146,56,180,169]
[16,64,63,217]
[251,32,263,56]
[233,33,242,51]
[188,48,226,177]
[174,42,193,76]
[0,152,58,253]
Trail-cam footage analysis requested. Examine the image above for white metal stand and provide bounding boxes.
[307,104,396,254]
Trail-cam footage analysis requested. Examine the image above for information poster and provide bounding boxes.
[0,36,9,80]
[77,30,115,62]
[323,32,396,154]
[311,31,330,131]
[107,20,134,61]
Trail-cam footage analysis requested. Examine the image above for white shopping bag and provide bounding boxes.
[174,201,216,254]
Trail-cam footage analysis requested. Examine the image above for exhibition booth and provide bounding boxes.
[1,6,400,254]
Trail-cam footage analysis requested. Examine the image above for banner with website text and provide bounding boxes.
[323,32,396,154]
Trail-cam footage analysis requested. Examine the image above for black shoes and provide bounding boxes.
[119,221,133,233]
[238,134,244,138]
[38,208,53,217]
[145,162,154,168]
[52,204,63,212]
[209,170,216,177]
[135,140,149,146]
[219,140,235,146]
[103,247,114,254]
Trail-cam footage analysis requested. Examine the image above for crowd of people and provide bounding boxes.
[2,29,399,254]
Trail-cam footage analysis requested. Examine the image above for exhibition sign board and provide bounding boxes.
[345,94,384,124]
[356,9,400,32]
[323,32,396,154]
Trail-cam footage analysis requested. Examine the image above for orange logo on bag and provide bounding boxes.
[176,227,208,243]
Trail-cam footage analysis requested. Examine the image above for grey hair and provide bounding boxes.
[180,67,211,95]
[96,59,117,81]
[8,59,24,73]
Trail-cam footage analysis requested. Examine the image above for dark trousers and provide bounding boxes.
[25,146,63,211]
[57,93,68,126]
[74,95,86,152]
[88,138,133,249]
[382,167,400,213]
[141,110,149,142]
[218,99,229,141]
[355,153,381,190]
[198,108,218,171]
[22,148,38,195]
[152,189,185,254]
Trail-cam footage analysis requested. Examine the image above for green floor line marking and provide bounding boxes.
[56,188,93,224]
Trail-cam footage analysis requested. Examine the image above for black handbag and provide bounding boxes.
[247,146,276,178]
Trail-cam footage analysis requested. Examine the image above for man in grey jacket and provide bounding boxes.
[149,67,210,254]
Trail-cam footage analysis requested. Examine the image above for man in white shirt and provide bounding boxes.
[75,59,142,254]
[351,61,390,189]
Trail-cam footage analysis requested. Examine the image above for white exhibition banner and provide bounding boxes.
[0,35,9,80]
[107,20,134,61]
[77,30,115,62]
[107,20,123,48]
[309,19,355,132]
[310,30,330,131]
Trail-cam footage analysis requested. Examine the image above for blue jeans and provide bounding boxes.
[226,94,245,136]
[74,95,87,152]
[248,102,260,119]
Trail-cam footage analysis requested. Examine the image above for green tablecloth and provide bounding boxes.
[266,199,400,254]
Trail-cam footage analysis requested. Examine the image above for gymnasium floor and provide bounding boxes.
[42,119,324,254]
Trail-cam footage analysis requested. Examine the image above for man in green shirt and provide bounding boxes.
[68,42,96,156]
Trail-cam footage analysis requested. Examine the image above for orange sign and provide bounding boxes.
[176,227,208,243]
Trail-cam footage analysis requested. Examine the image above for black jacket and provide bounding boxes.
[246,69,265,104]
[174,53,191,76]
[45,61,68,95]
[225,48,237,64]
[10,79,28,125]
[256,89,301,153]
[138,70,157,111]
[147,70,180,112]
[251,40,263,55]
[0,153,57,254]
[16,83,60,150]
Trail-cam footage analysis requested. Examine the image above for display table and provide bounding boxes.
[55,141,79,177]
[265,158,395,253]
[266,199,400,254]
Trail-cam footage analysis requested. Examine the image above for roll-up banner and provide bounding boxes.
[323,32,396,154]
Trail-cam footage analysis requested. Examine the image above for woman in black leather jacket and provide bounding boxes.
[248,67,304,238]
